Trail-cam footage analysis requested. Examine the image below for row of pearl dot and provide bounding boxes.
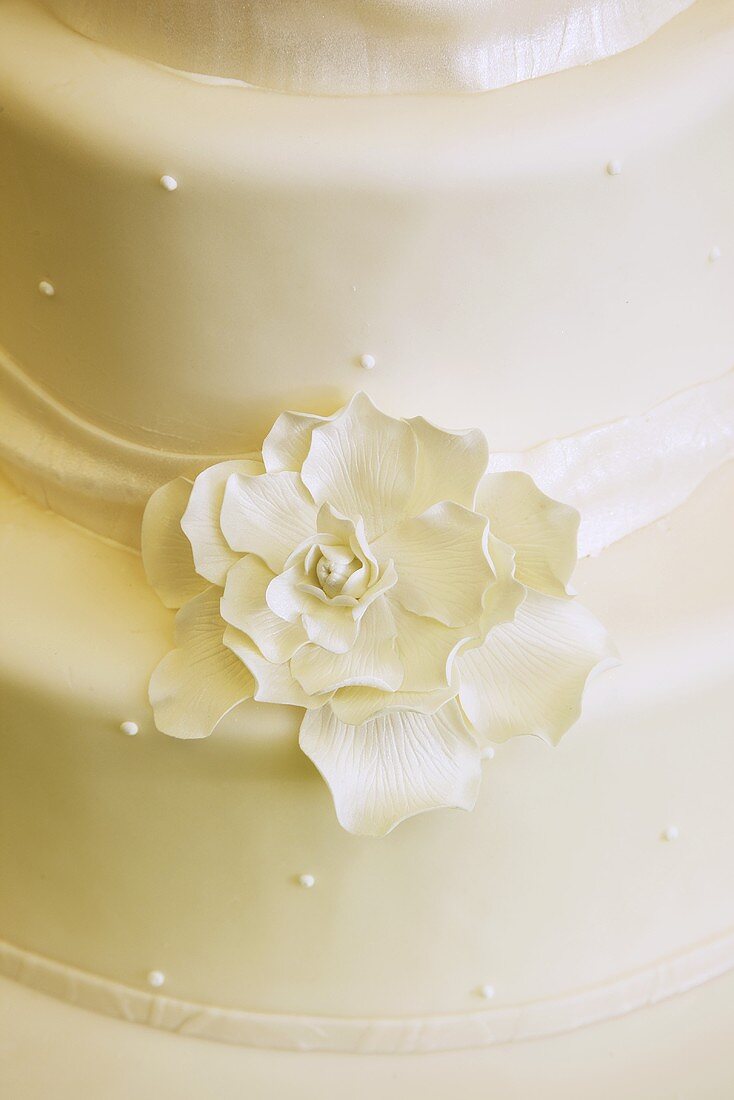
[122,716,681,1002]
[144,967,498,1001]
[119,722,683,849]
[38,277,382,369]
[40,279,380,368]
[34,247,726,303]
[32,160,723,300]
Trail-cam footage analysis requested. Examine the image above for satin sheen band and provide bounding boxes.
[38,0,695,95]
[0,344,731,554]
[489,367,734,558]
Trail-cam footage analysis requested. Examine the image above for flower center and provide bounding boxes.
[316,553,359,598]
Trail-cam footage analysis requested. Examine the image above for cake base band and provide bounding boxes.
[2,929,734,1053]
[1,342,732,554]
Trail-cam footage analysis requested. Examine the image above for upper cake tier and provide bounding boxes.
[0,0,733,545]
[37,0,694,93]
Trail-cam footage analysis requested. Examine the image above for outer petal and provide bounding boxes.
[476,471,579,597]
[480,533,525,633]
[290,599,402,696]
[142,477,208,609]
[262,409,329,473]
[374,502,492,627]
[221,555,307,663]
[223,626,325,709]
[220,471,317,573]
[457,589,618,746]
[181,459,264,587]
[330,683,457,726]
[299,701,481,837]
[149,587,254,739]
[389,599,468,693]
[301,392,418,539]
[408,417,488,515]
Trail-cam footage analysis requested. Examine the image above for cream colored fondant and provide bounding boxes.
[0,0,733,470]
[1,461,733,1030]
[1,0,734,1075]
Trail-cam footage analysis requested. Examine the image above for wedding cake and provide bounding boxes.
[1,0,733,1096]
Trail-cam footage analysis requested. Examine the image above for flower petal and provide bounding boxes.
[480,533,525,632]
[223,626,325,709]
[457,589,618,746]
[301,392,417,539]
[220,471,317,573]
[389,600,468,693]
[299,701,481,837]
[330,683,457,726]
[221,555,307,663]
[142,477,208,609]
[181,459,264,587]
[301,602,361,654]
[149,587,254,739]
[374,502,492,627]
[476,472,579,597]
[290,599,402,696]
[262,409,328,473]
[265,563,310,623]
[408,417,488,514]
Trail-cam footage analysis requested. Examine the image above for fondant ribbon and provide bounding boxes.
[0,339,732,556]
[1,929,733,1053]
[490,368,734,557]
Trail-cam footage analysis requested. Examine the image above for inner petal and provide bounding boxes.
[316,552,360,598]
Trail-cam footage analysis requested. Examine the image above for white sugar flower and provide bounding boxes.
[143,393,615,836]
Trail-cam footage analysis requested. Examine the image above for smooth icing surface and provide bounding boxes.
[1,461,733,1035]
[36,0,694,94]
[1,0,733,482]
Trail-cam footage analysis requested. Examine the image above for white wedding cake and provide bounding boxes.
[1,0,733,1096]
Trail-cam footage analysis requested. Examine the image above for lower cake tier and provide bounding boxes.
[1,465,733,1051]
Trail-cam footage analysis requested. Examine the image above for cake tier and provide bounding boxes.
[1,462,733,1047]
[36,0,694,94]
[1,0,734,544]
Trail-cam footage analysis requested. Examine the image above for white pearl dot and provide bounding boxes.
[159,174,178,192]
[606,159,622,176]
[38,280,55,297]
[298,873,316,889]
[662,824,679,842]
[709,245,722,263]
[120,721,139,737]
[478,984,495,1000]
[480,746,495,761]
[147,970,165,988]
[359,353,376,371]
